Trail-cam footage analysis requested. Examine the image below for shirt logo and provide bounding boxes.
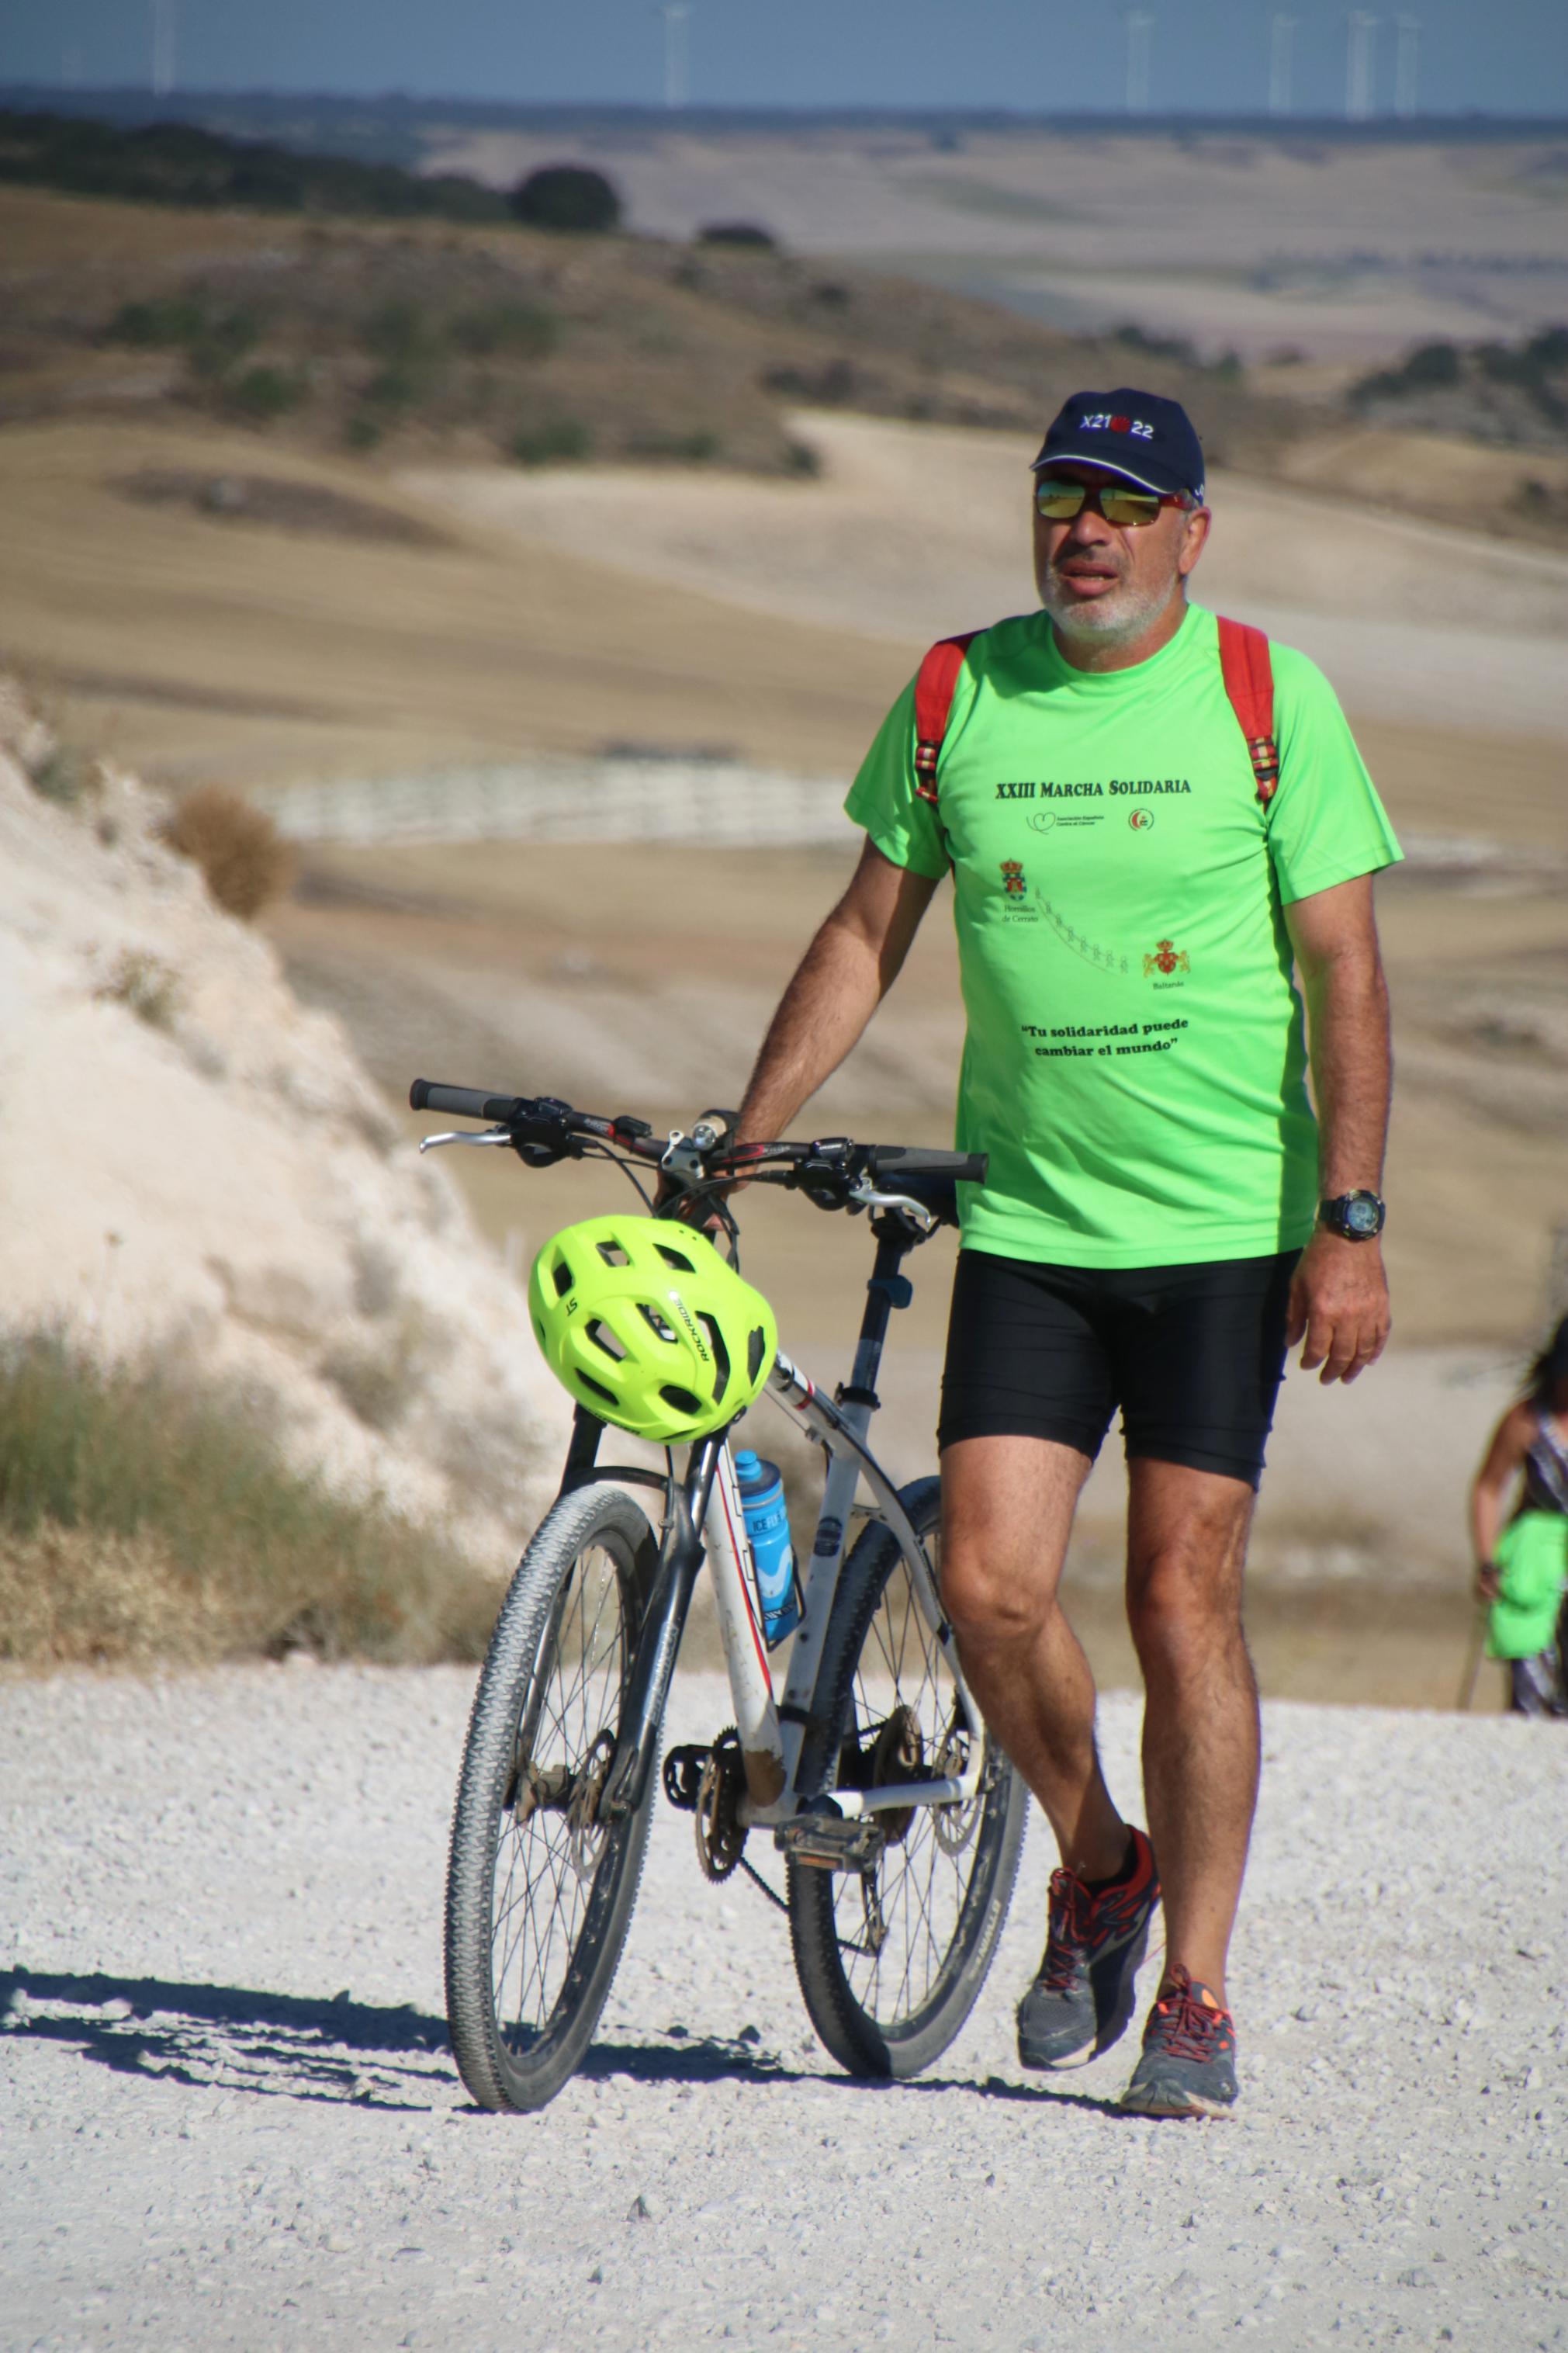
[1144,938,1190,977]
[1128,809,1155,832]
[1000,860,1026,898]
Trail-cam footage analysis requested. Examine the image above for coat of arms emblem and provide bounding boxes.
[1000,861,1026,899]
[1143,938,1190,977]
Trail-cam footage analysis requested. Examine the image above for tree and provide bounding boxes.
[509,165,621,235]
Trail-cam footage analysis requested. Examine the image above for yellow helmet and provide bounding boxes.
[528,1215,777,1443]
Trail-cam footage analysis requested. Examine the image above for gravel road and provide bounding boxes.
[3,1664,1566,2351]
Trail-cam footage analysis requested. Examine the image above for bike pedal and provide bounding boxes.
[662,1745,709,1813]
[775,1804,888,1873]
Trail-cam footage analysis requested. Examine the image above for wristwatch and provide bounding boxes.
[1318,1190,1386,1241]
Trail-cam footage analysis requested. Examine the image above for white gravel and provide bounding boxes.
[2,1663,1566,2352]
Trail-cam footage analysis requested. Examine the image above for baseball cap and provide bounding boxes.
[1031,388,1206,501]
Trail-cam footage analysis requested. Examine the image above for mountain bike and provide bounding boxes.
[412,1078,1028,2115]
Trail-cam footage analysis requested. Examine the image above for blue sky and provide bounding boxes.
[8,0,1566,118]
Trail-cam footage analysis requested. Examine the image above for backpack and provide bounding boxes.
[912,614,1281,813]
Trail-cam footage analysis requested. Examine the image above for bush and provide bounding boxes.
[224,363,304,422]
[0,1332,499,1665]
[160,785,293,920]
[509,415,592,466]
[697,221,777,250]
[627,425,721,463]
[451,300,559,359]
[96,949,180,1031]
[360,298,444,365]
[509,163,621,235]
[106,295,209,348]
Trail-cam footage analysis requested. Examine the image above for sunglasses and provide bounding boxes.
[1034,479,1196,528]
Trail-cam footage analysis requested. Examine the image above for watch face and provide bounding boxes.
[1345,1195,1383,1236]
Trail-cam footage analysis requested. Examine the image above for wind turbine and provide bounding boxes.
[1394,15,1421,120]
[1345,12,1376,122]
[151,0,176,97]
[1124,12,1154,116]
[1269,15,1296,117]
[659,4,691,112]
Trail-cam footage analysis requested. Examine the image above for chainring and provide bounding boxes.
[694,1726,748,1882]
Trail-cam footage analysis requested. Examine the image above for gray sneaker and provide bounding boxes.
[1016,1827,1160,2071]
[1120,1966,1239,2117]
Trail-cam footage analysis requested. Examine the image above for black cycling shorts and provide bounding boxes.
[937,1246,1300,1490]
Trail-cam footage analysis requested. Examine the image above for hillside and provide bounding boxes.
[0,677,565,1662]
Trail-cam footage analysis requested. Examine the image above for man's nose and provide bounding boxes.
[1062,502,1116,547]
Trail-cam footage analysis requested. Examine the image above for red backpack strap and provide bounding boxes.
[1216,615,1280,807]
[912,632,979,805]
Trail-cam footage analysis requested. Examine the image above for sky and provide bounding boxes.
[5,0,1566,120]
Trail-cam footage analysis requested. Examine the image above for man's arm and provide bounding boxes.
[1282,872,1393,1384]
[735,837,939,1144]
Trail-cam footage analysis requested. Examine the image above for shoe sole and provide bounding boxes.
[1118,2085,1239,2119]
[1016,1909,1156,2073]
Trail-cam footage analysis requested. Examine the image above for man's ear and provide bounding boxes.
[1177,504,1212,579]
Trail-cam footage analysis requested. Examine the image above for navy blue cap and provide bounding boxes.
[1031,388,1206,501]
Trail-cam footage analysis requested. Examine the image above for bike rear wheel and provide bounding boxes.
[445,1485,659,2112]
[787,1477,1026,2078]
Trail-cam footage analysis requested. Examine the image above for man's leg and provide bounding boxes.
[1124,1457,1258,2005]
[940,1433,1126,1882]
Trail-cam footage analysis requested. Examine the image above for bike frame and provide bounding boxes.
[562,1214,985,1837]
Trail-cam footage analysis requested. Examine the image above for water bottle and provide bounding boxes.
[733,1450,800,1647]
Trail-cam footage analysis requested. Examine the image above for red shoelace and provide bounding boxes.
[1149,1965,1234,2062]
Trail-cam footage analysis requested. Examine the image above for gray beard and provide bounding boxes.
[1040,568,1180,650]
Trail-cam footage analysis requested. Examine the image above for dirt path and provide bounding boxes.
[3,1665,1564,2350]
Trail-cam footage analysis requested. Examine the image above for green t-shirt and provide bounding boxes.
[844,602,1403,1267]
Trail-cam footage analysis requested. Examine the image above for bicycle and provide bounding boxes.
[412,1077,1028,2114]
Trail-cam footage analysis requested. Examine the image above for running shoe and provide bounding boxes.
[1120,1965,1239,2117]
[1016,1825,1160,2070]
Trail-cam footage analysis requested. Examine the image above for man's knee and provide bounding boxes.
[1127,1538,1245,1672]
[940,1527,1055,1646]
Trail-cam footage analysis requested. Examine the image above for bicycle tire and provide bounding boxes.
[787,1477,1027,2078]
[445,1485,659,2113]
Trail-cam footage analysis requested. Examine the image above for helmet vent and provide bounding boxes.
[638,1303,677,1345]
[747,1325,767,1384]
[585,1319,628,1362]
[654,1242,695,1273]
[551,1257,574,1298]
[697,1313,730,1402]
[576,1370,618,1408]
[659,1384,701,1418]
[595,1239,630,1267]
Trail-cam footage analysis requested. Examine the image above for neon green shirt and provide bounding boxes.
[844,602,1403,1267]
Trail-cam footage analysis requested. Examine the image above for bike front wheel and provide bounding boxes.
[787,1476,1027,2078]
[445,1485,659,2112]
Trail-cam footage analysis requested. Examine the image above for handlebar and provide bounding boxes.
[407,1079,985,1222]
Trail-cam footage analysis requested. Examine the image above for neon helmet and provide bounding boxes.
[528,1215,777,1443]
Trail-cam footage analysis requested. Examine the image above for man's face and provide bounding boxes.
[1032,463,1210,649]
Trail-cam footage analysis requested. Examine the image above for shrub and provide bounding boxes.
[106,295,209,348]
[160,785,294,920]
[97,949,180,1031]
[343,410,384,452]
[509,415,592,466]
[0,1332,499,1665]
[224,364,304,422]
[782,438,822,477]
[451,300,559,359]
[360,298,444,365]
[29,743,98,807]
[187,307,263,379]
[509,163,621,234]
[627,425,721,463]
[697,221,777,249]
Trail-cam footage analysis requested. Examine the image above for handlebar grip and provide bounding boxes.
[409,1079,524,1122]
[868,1146,988,1186]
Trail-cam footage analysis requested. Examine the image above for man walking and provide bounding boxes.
[732,389,1400,2115]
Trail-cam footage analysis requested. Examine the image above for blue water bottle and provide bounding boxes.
[734,1450,800,1647]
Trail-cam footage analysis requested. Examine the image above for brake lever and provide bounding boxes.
[419,1127,514,1153]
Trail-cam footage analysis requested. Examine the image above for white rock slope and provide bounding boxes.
[0,682,565,1547]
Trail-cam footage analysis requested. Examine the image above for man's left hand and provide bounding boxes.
[1286,1232,1391,1384]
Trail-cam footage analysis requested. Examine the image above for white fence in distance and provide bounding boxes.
[255,757,853,850]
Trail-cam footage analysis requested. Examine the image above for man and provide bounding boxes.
[732,387,1400,2116]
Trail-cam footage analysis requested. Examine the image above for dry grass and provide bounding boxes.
[160,784,295,920]
[0,1332,502,1669]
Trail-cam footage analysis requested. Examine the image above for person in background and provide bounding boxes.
[1469,1315,1568,1717]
